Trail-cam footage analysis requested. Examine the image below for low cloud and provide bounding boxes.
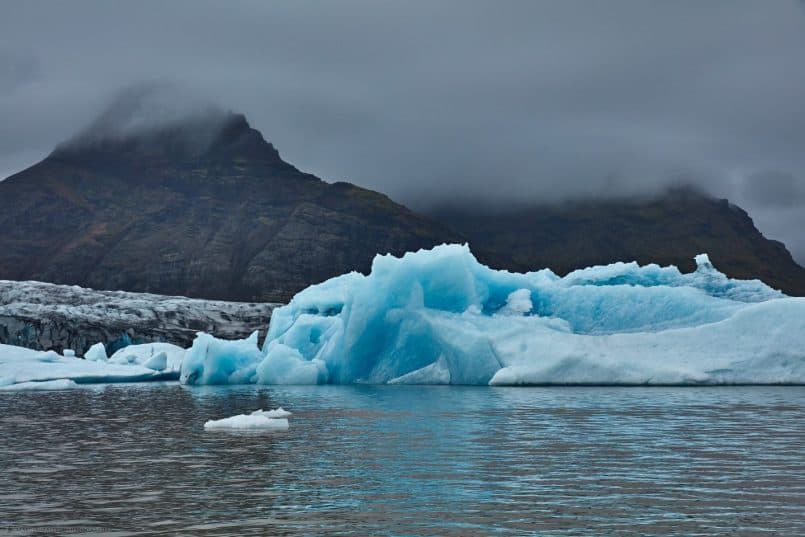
[740,171,805,209]
[1,1,805,262]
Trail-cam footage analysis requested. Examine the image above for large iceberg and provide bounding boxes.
[179,244,805,386]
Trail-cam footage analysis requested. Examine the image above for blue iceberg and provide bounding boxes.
[180,244,805,385]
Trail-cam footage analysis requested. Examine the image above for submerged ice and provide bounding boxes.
[179,244,805,386]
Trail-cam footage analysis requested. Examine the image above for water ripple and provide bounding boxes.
[0,384,803,536]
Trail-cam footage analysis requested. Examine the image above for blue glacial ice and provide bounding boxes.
[179,244,805,386]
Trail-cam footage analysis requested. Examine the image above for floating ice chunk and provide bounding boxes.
[84,342,108,362]
[203,414,289,431]
[0,379,79,391]
[251,407,292,418]
[63,349,76,358]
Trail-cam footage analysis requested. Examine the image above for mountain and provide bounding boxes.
[1,101,804,301]
[0,109,457,302]
[430,187,805,296]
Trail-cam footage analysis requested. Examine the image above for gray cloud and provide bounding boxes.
[740,171,805,209]
[0,50,40,94]
[1,1,805,262]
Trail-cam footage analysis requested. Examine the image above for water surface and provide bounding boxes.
[1,384,803,536]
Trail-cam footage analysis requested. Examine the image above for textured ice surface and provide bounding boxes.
[0,279,278,354]
[181,244,803,385]
[0,343,177,387]
[180,332,263,384]
[0,379,79,391]
[84,342,108,362]
[204,414,289,430]
[143,352,168,371]
[109,343,184,372]
[251,407,292,418]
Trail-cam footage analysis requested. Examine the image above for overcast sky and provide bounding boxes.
[2,1,805,262]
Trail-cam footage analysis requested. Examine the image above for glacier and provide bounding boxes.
[178,244,805,386]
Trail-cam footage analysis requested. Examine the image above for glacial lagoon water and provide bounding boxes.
[1,384,804,536]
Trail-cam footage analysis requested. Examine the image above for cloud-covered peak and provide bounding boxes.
[52,83,279,163]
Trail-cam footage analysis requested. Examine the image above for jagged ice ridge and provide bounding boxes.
[179,244,805,386]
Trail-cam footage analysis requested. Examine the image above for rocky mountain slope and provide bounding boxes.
[431,188,805,296]
[0,109,456,302]
[0,102,803,300]
[0,280,277,354]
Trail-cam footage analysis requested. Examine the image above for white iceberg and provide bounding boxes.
[179,244,805,386]
[203,414,289,431]
[0,343,177,387]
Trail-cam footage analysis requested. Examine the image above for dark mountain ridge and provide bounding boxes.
[0,110,457,302]
[431,187,805,296]
[1,106,804,299]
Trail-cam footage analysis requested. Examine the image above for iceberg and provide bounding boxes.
[204,414,289,431]
[178,244,805,385]
[0,343,177,387]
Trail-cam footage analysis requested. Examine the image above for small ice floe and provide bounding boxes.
[0,379,79,391]
[251,407,292,419]
[203,413,289,431]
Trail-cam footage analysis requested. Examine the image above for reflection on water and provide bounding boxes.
[1,384,804,536]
